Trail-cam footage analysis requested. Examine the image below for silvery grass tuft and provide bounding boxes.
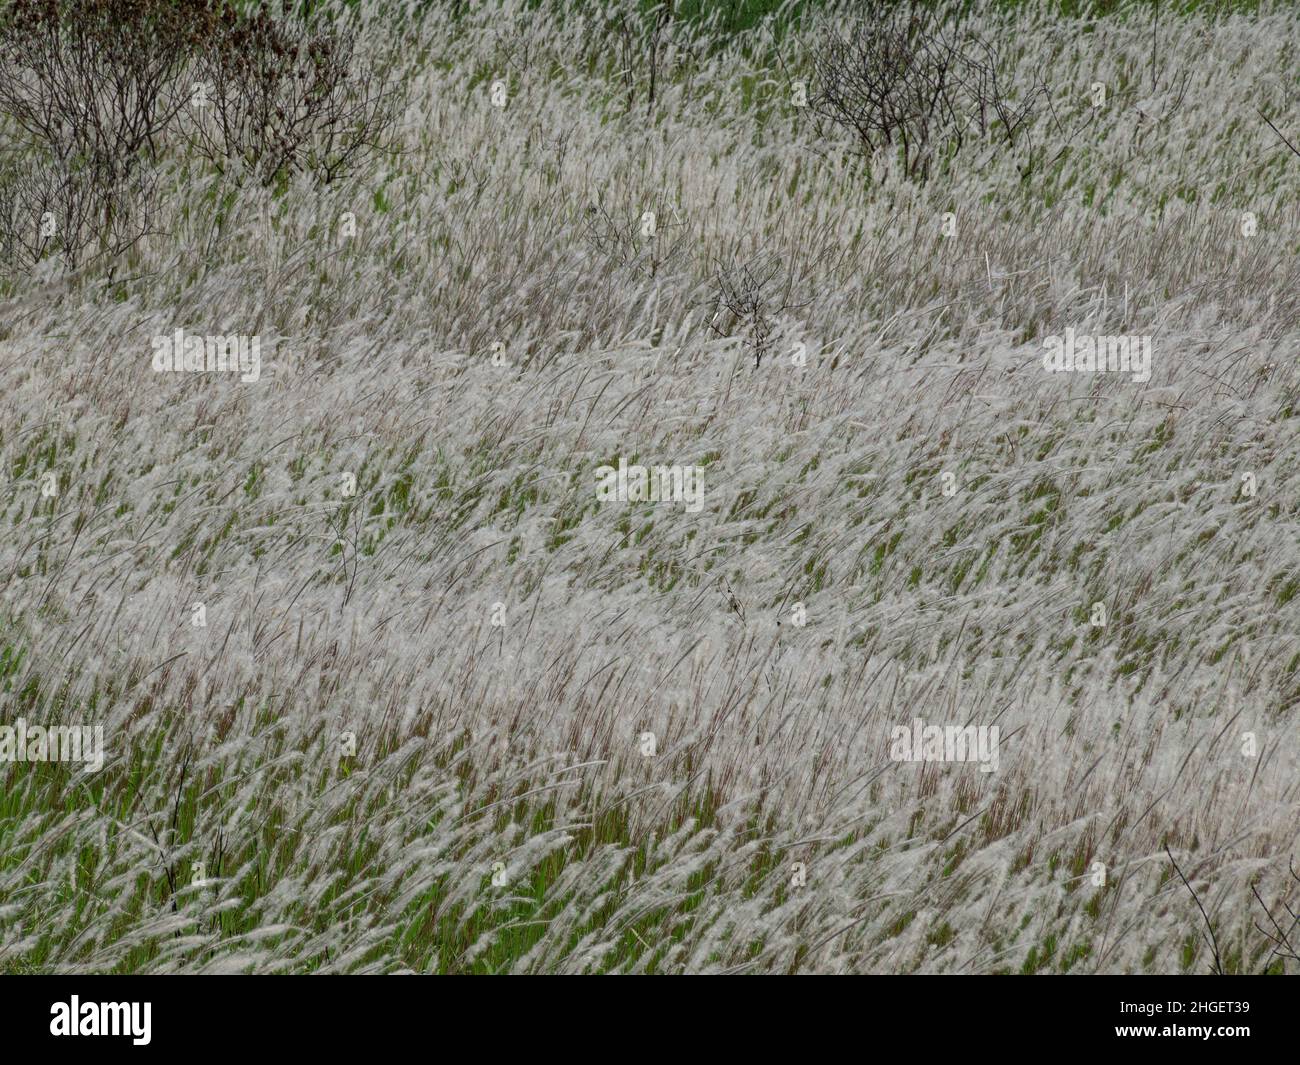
[0,0,1296,974]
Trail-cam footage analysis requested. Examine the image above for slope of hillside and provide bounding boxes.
[0,0,1296,973]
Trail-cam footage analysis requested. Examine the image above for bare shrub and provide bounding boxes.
[0,0,399,272]
[0,0,204,178]
[0,150,156,271]
[708,252,807,368]
[185,2,400,186]
[948,31,1046,180]
[808,9,1044,182]
[0,0,204,269]
[581,193,688,280]
[807,9,958,181]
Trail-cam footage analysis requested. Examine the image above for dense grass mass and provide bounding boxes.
[0,0,1297,973]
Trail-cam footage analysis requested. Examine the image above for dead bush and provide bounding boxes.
[0,149,158,272]
[0,0,212,270]
[708,252,808,368]
[581,193,689,280]
[185,2,399,186]
[808,9,1044,182]
[0,0,207,177]
[0,0,398,273]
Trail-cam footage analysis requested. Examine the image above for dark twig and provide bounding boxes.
[1166,844,1224,975]
[1258,108,1300,160]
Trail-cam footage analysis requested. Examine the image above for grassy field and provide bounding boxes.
[0,0,1296,973]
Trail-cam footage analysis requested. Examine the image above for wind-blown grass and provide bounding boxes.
[0,0,1296,973]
